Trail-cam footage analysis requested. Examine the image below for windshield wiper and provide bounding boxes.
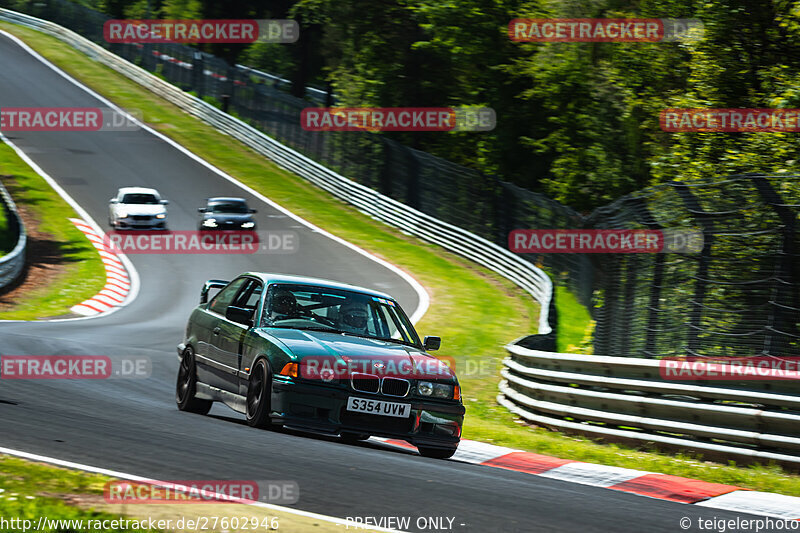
[331,331,418,347]
[265,324,337,331]
[375,337,417,347]
[296,325,343,333]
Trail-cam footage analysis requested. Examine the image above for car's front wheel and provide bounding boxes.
[176,347,212,414]
[246,359,274,428]
[417,446,457,459]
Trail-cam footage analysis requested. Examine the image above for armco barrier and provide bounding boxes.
[0,8,553,334]
[500,339,800,467]
[0,180,26,290]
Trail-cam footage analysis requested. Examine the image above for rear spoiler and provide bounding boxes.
[200,279,229,304]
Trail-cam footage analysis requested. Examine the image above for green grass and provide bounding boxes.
[0,143,106,319]
[556,284,593,353]
[3,21,800,495]
[0,455,359,532]
[0,455,163,532]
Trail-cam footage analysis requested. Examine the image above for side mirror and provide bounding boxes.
[160,199,169,205]
[226,305,253,327]
[198,207,207,213]
[423,336,441,351]
[110,198,118,204]
[250,208,257,213]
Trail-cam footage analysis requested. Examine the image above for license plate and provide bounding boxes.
[346,397,410,418]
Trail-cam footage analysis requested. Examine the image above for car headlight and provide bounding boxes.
[202,218,218,227]
[241,221,255,228]
[432,383,454,398]
[118,211,128,219]
[156,214,166,219]
[418,381,454,398]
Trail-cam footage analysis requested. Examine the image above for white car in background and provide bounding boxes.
[109,187,169,230]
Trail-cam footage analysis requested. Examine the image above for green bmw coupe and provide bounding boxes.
[176,273,464,459]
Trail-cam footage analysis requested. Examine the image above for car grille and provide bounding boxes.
[351,373,380,393]
[381,377,410,397]
[340,409,413,434]
[131,215,151,221]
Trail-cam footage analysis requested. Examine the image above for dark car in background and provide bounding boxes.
[176,273,464,459]
[198,197,257,230]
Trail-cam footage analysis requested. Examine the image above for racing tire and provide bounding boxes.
[246,359,274,428]
[176,347,213,415]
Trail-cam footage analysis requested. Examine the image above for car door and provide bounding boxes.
[215,278,263,393]
[198,277,249,389]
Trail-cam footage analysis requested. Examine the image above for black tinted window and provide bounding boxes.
[209,202,248,213]
[208,278,248,315]
[121,193,158,204]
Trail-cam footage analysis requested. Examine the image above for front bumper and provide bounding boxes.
[116,217,167,229]
[271,379,464,449]
[199,225,256,231]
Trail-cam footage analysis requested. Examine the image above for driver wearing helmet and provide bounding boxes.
[338,298,370,335]
[270,289,299,321]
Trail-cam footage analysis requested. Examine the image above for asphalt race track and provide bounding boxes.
[0,32,766,532]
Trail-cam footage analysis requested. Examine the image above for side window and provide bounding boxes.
[208,278,248,315]
[234,279,263,311]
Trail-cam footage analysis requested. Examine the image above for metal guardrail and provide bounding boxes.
[499,340,800,467]
[0,8,553,334]
[234,64,333,104]
[0,180,26,290]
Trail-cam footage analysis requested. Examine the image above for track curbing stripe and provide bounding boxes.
[609,473,743,503]
[68,219,130,317]
[372,437,799,516]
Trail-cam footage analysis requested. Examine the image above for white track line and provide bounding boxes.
[0,446,405,532]
[0,29,430,324]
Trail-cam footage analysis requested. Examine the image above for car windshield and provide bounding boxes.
[209,201,249,214]
[262,284,421,347]
[121,193,159,204]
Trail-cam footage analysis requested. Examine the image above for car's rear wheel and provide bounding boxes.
[417,446,457,459]
[176,347,212,414]
[339,432,370,443]
[246,360,274,428]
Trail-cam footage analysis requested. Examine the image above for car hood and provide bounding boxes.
[115,204,165,216]
[262,328,455,380]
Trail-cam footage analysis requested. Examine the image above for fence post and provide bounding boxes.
[672,181,714,356]
[192,52,204,98]
[752,175,799,356]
